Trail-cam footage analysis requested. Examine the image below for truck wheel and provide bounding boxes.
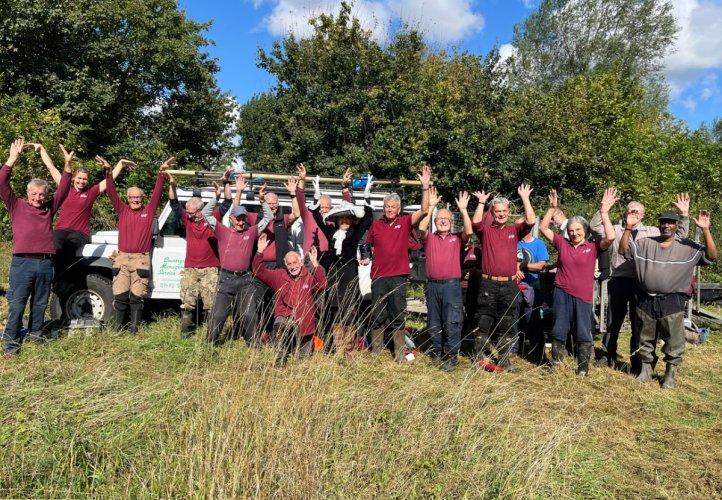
[54,274,114,323]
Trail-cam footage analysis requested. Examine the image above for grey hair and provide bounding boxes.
[186,196,204,211]
[491,196,510,208]
[27,178,48,192]
[319,195,332,205]
[626,201,645,216]
[127,186,144,197]
[567,215,590,237]
[383,193,401,205]
[284,250,302,263]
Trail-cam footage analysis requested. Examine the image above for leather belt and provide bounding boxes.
[15,253,54,260]
[427,278,461,284]
[221,268,250,277]
[481,273,516,282]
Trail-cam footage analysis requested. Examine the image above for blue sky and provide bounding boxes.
[178,0,722,130]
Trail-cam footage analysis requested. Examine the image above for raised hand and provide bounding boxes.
[363,173,374,198]
[23,142,41,153]
[694,210,711,229]
[308,246,319,267]
[342,168,353,187]
[418,164,431,188]
[257,233,269,253]
[235,173,247,192]
[95,155,112,173]
[673,193,690,217]
[221,169,233,183]
[165,172,175,185]
[625,210,642,229]
[600,187,619,214]
[284,176,298,193]
[518,183,533,200]
[472,190,490,205]
[429,186,442,207]
[548,189,558,209]
[296,163,307,181]
[160,156,175,171]
[59,144,74,166]
[455,191,471,211]
[258,183,267,201]
[117,159,137,170]
[8,139,25,164]
[212,181,222,198]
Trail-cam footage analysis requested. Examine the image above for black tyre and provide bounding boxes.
[53,274,114,323]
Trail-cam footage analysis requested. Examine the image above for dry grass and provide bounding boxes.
[0,317,721,498]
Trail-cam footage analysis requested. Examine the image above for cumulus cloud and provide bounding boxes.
[521,0,537,8]
[498,43,517,64]
[664,0,722,98]
[259,0,484,44]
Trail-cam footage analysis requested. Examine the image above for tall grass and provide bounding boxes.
[1,317,721,497]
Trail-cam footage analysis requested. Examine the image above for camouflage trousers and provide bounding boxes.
[180,266,218,311]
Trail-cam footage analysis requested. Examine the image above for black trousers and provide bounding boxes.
[602,277,640,369]
[206,270,258,345]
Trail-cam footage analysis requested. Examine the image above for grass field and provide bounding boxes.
[1,313,721,497]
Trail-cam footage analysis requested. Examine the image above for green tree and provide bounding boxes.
[507,0,677,111]
[0,0,238,168]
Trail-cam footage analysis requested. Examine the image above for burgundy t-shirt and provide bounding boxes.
[552,233,602,303]
[366,214,413,279]
[215,223,259,272]
[55,184,102,236]
[473,221,533,277]
[424,231,463,280]
[106,172,164,253]
[180,209,220,268]
[0,165,71,254]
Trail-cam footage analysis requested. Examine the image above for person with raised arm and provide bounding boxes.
[618,208,716,388]
[360,164,430,363]
[539,188,617,376]
[202,176,273,346]
[470,184,536,373]
[419,188,473,372]
[35,146,136,281]
[253,234,327,368]
[311,173,374,357]
[589,194,689,371]
[168,171,221,338]
[0,139,71,355]
[105,156,171,335]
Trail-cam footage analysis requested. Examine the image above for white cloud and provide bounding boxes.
[682,95,697,112]
[664,0,722,98]
[498,43,517,64]
[521,0,537,8]
[259,0,484,44]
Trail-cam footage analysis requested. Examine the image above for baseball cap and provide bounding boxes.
[230,206,248,217]
[657,210,679,222]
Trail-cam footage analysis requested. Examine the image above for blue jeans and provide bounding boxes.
[4,256,54,353]
[426,279,463,357]
[550,287,593,344]
[512,281,545,360]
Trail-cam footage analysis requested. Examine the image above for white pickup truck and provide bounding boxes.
[52,184,424,323]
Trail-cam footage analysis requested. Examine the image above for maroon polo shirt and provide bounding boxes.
[472,220,532,277]
[0,165,71,254]
[366,214,414,279]
[106,172,164,253]
[180,208,220,268]
[215,223,259,272]
[552,233,602,303]
[55,184,102,236]
[424,231,464,280]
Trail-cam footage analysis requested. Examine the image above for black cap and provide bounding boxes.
[657,210,679,222]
